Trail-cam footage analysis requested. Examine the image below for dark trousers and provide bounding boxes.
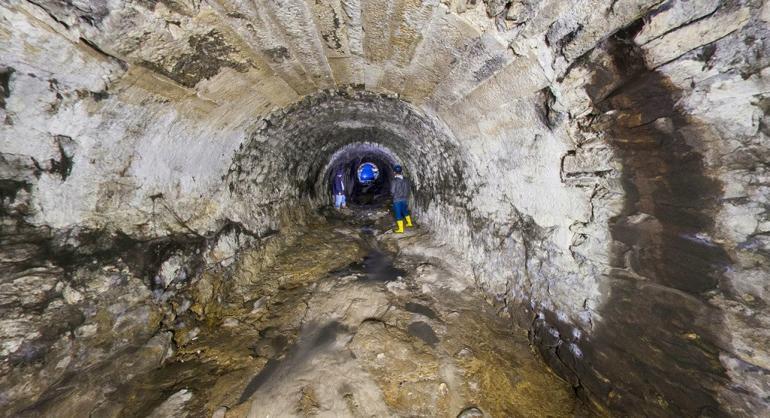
[393,200,409,221]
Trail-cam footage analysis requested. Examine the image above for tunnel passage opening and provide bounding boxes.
[226,91,468,233]
[323,143,400,210]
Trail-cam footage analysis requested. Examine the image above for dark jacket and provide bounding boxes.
[332,175,345,195]
[390,175,410,202]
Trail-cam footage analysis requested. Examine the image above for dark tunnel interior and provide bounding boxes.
[1,1,768,417]
[324,143,399,208]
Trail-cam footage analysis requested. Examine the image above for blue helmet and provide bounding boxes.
[393,164,402,174]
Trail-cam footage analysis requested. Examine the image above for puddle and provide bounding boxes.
[405,302,438,320]
[328,250,405,282]
[360,250,405,282]
[329,229,405,282]
[407,321,439,347]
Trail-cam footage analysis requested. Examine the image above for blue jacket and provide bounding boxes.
[332,175,345,195]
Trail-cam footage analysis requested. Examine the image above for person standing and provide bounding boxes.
[390,165,413,233]
[332,172,347,209]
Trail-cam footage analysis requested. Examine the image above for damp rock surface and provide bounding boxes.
[1,0,769,416]
[5,211,588,418]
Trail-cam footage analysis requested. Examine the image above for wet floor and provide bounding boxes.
[107,208,592,417]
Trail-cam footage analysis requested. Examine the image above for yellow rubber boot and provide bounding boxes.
[394,220,405,234]
[405,215,413,228]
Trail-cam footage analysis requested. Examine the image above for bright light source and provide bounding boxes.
[357,162,379,184]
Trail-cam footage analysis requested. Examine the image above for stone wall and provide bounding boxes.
[539,2,769,414]
[1,0,768,415]
[225,90,469,231]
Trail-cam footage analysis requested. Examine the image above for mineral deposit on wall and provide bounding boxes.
[1,0,768,416]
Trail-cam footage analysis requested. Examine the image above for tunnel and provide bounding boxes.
[1,0,769,417]
[325,144,394,207]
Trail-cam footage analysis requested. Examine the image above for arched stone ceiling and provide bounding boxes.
[1,0,769,416]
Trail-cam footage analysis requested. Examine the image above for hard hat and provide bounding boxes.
[393,164,402,173]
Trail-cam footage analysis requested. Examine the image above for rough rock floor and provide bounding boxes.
[93,208,591,417]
